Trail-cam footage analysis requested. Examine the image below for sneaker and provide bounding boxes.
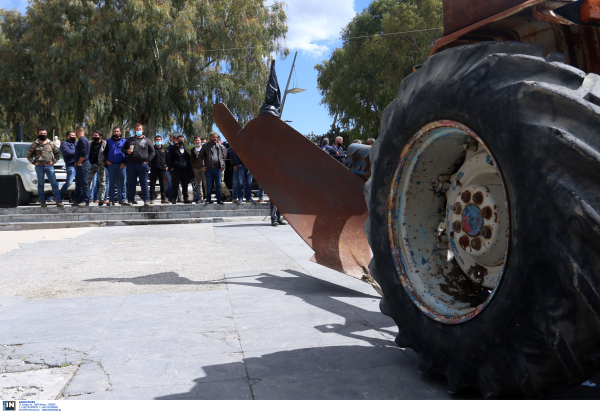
[121,201,132,206]
[161,199,170,204]
[216,201,224,205]
[196,200,204,204]
[143,201,151,206]
[247,199,257,203]
[93,200,99,204]
[108,201,115,206]
[257,199,265,203]
[56,201,65,209]
[149,200,154,204]
[40,201,47,208]
[277,220,287,225]
[271,221,278,227]
[232,199,237,203]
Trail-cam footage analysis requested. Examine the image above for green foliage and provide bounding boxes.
[0,0,288,141]
[315,0,442,140]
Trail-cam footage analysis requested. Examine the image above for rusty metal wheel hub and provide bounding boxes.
[388,120,510,324]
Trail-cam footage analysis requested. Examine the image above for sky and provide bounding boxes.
[1,0,374,137]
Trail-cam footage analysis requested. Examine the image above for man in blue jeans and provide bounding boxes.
[121,123,155,206]
[59,131,77,202]
[103,127,127,206]
[26,128,64,209]
[73,126,90,207]
[198,132,226,204]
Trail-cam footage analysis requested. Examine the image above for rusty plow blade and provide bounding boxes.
[213,103,380,294]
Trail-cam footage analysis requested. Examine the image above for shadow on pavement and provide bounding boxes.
[83,269,600,399]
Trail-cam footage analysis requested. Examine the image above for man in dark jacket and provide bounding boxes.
[333,136,346,164]
[121,123,155,206]
[104,127,127,206]
[59,131,77,201]
[199,132,227,204]
[167,135,193,204]
[73,126,90,207]
[87,130,107,206]
[150,135,169,204]
[190,136,205,204]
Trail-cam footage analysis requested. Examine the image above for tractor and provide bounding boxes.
[214,0,600,398]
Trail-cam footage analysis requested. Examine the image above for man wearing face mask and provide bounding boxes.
[121,123,155,206]
[72,126,91,207]
[149,135,169,204]
[59,131,77,202]
[26,128,64,209]
[199,132,227,204]
[87,130,107,206]
[104,127,127,206]
[189,136,205,204]
[167,135,193,204]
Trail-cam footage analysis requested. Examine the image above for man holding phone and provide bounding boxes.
[121,123,155,206]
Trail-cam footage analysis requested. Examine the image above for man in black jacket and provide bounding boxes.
[167,135,193,204]
[199,132,227,204]
[121,123,155,206]
[150,135,169,204]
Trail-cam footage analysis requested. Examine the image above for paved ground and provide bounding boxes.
[0,222,599,400]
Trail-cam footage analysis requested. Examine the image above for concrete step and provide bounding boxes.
[0,202,269,215]
[0,216,271,231]
[0,208,270,223]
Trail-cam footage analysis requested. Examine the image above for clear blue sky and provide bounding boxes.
[1,0,374,137]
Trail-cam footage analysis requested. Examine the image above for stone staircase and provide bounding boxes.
[0,202,271,231]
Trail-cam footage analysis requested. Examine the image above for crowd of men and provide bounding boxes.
[25,124,288,225]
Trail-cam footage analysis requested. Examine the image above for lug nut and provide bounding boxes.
[481,206,493,220]
[461,190,471,203]
[471,237,482,251]
[480,226,492,239]
[472,191,484,205]
[459,235,470,250]
[452,221,462,232]
[452,202,462,214]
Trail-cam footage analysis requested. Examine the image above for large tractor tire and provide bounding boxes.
[365,42,600,398]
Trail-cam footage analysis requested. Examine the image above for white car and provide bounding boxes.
[0,142,71,205]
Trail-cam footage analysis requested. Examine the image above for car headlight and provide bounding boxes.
[27,164,35,172]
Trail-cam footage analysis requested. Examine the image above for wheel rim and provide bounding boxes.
[388,120,510,324]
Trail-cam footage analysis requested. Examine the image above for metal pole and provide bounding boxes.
[280,51,298,116]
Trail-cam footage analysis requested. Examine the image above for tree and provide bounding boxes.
[315,0,442,141]
[0,0,288,140]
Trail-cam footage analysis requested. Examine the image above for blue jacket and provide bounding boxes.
[321,144,337,158]
[105,137,126,163]
[60,140,77,166]
[74,136,90,163]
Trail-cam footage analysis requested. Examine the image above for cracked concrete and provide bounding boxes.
[1,222,599,400]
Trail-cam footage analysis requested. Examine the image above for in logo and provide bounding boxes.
[3,401,15,411]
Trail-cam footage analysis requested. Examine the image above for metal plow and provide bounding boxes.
[213,103,380,294]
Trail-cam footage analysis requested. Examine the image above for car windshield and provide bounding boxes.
[14,144,30,158]
[13,143,63,159]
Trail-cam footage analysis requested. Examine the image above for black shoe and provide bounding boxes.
[217,201,224,205]
[171,201,177,205]
[277,220,287,225]
[271,221,278,227]
[183,200,192,204]
[207,201,214,204]
[196,200,204,204]
[84,202,90,207]
[132,200,139,205]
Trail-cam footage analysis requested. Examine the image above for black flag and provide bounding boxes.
[259,59,281,117]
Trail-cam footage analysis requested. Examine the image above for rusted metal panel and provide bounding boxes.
[432,0,546,55]
[432,0,600,76]
[213,103,381,293]
[444,0,530,35]
[345,143,372,182]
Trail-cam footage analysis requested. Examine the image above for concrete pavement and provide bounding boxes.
[0,222,598,399]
